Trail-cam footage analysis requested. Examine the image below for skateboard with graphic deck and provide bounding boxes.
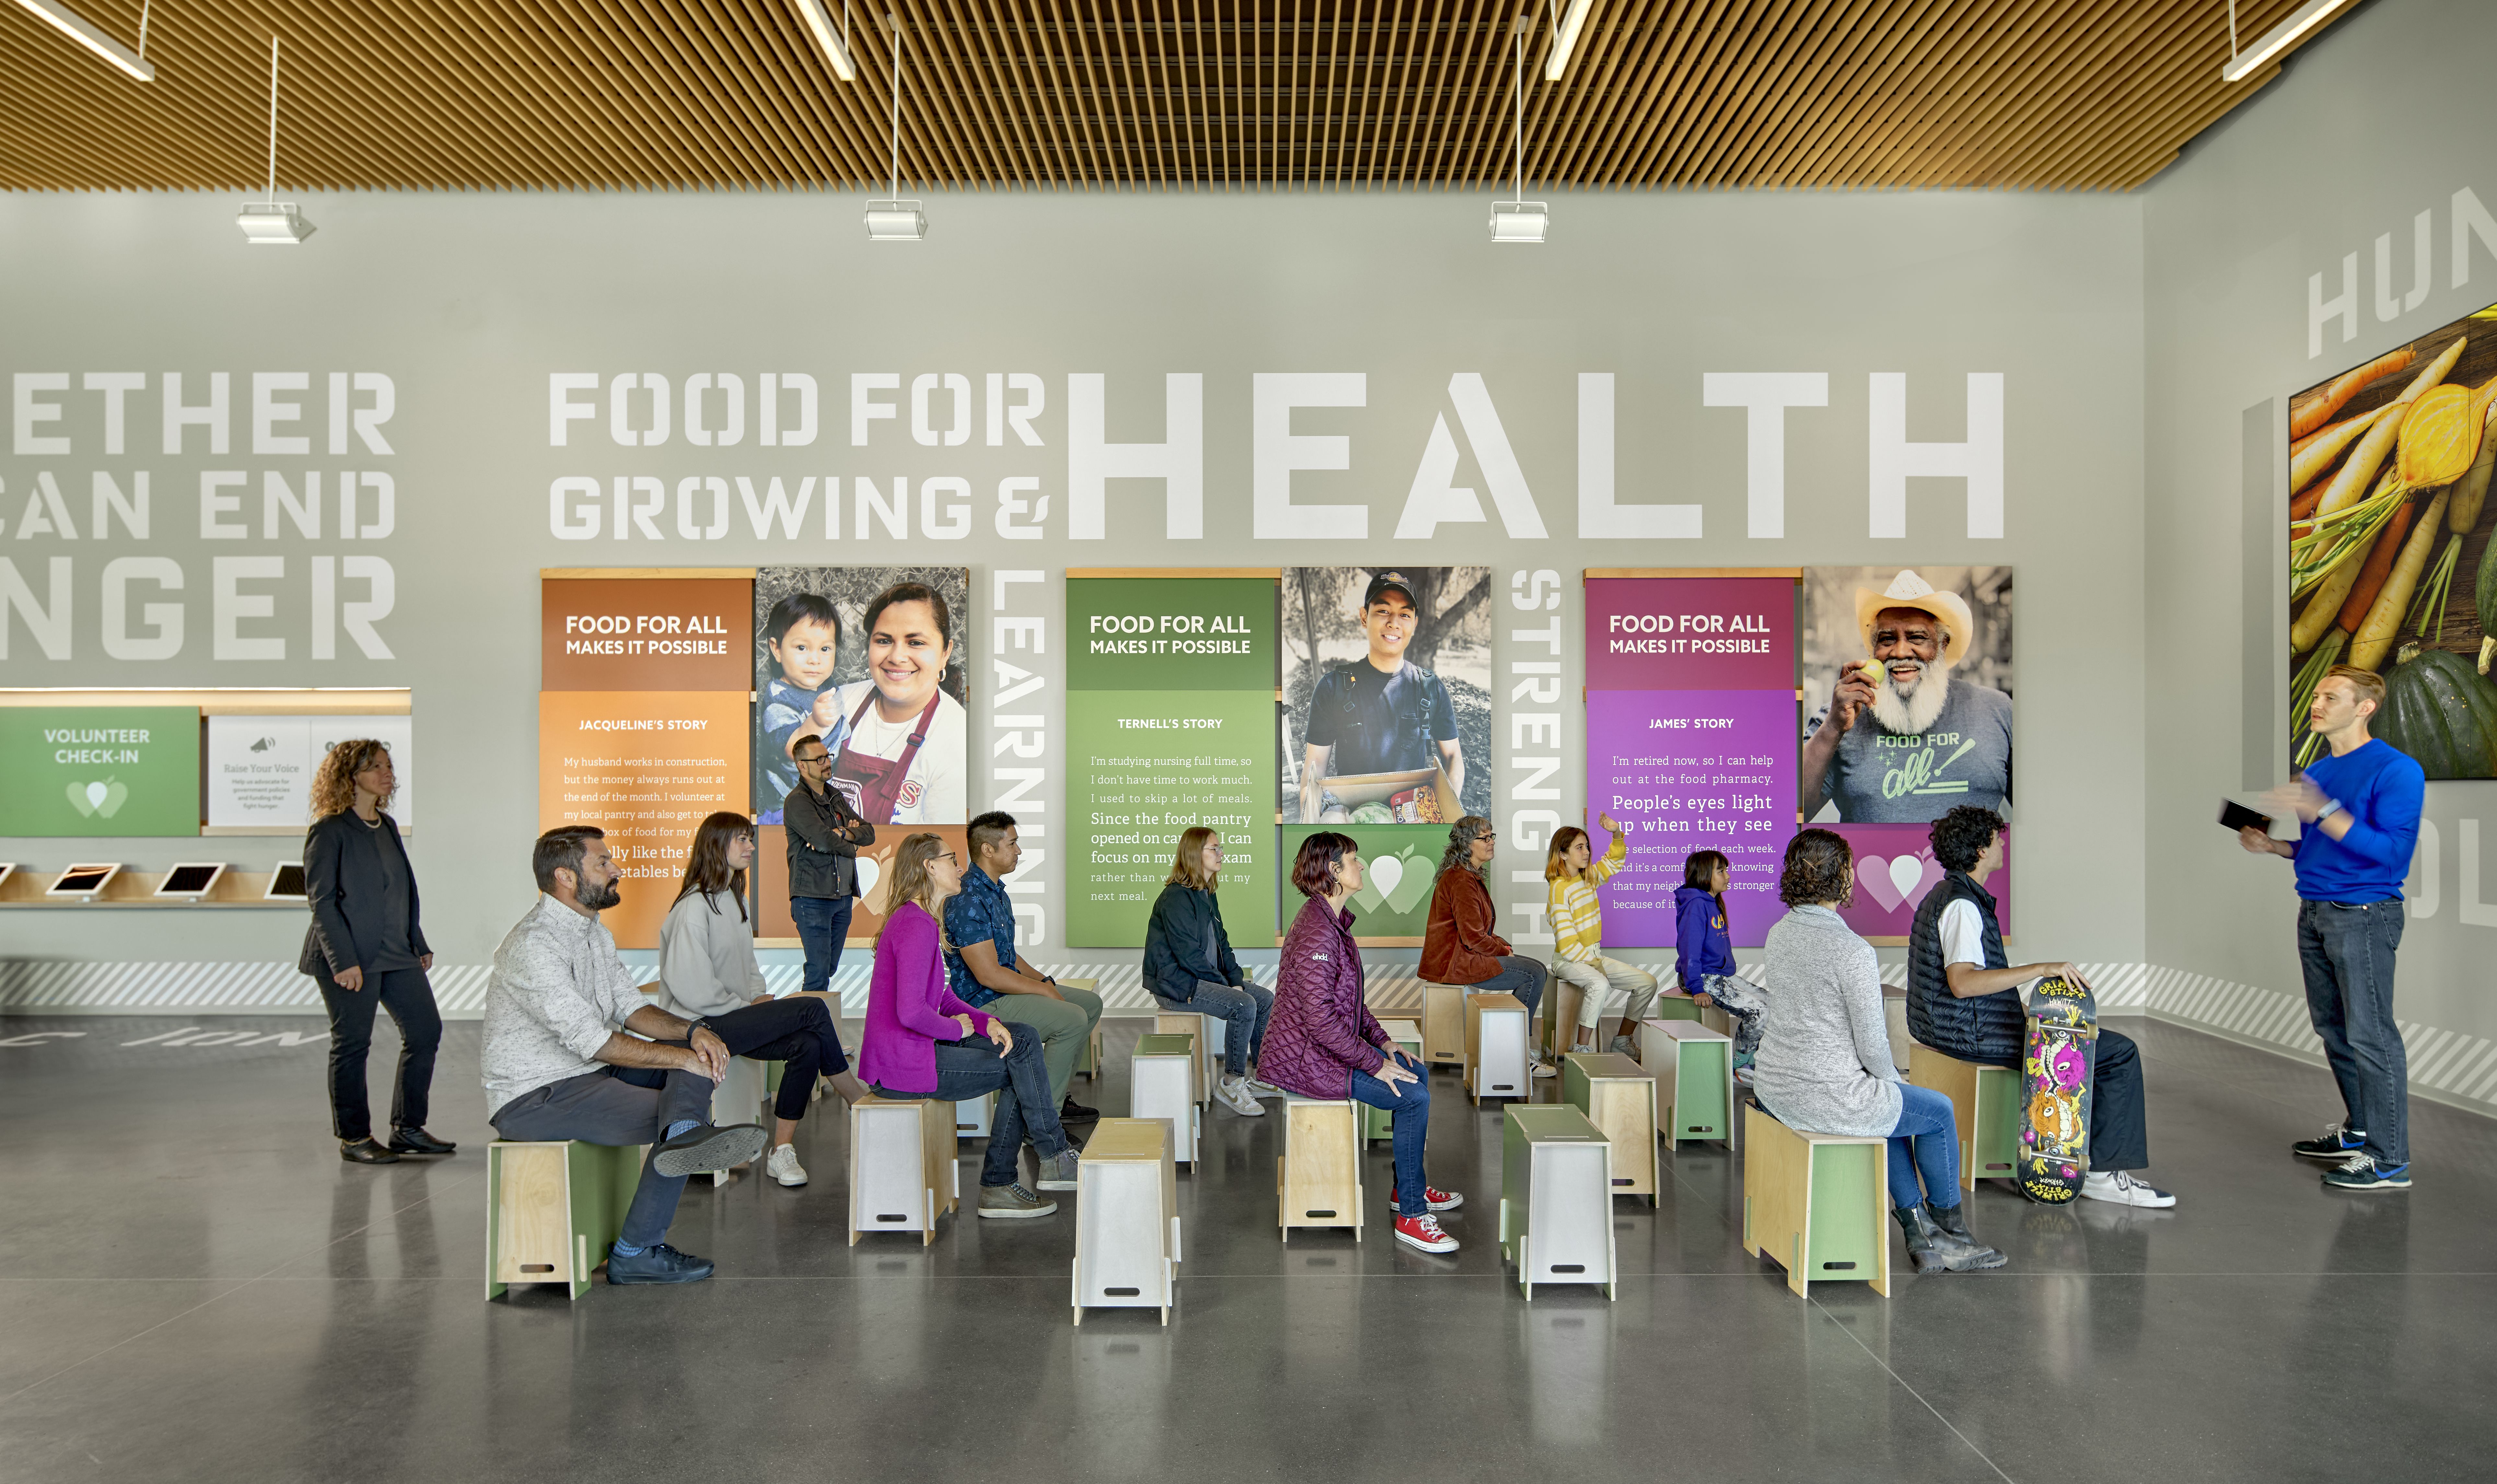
[2016,974,2095,1204]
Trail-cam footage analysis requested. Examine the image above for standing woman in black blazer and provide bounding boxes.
[300,739,451,1165]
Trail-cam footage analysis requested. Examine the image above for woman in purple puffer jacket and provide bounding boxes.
[1261,831,1465,1254]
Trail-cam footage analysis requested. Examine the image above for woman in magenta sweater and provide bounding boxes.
[860,832,1076,1218]
[1261,831,1464,1254]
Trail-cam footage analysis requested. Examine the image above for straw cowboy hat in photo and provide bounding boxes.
[1856,570,1972,667]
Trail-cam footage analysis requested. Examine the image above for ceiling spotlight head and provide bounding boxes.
[1489,201,1549,244]
[864,199,925,241]
[236,202,315,245]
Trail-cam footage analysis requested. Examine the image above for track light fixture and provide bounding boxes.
[236,38,313,245]
[14,0,153,82]
[863,12,923,240]
[2220,0,2352,83]
[793,0,857,83]
[1489,17,1546,244]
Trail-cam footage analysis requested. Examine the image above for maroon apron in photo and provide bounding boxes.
[830,689,943,824]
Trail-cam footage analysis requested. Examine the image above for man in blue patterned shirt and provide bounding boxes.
[945,811,1101,1126]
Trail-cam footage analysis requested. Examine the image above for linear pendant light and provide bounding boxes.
[2220,0,2353,83]
[792,0,857,83]
[1489,17,1546,243]
[14,0,153,81]
[1542,0,1592,81]
[863,12,923,240]
[236,38,314,244]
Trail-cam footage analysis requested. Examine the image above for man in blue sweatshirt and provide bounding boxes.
[2241,665,2425,1193]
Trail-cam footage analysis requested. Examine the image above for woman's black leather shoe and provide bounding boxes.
[340,1138,400,1164]
[388,1128,457,1155]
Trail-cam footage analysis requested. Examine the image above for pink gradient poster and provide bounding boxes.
[1584,575,1799,950]
[1823,821,2009,941]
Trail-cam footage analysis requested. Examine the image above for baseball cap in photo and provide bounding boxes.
[1364,571,1419,608]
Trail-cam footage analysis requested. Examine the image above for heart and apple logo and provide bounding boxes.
[1855,849,1942,913]
[65,779,130,819]
[854,854,882,896]
[1349,847,1435,918]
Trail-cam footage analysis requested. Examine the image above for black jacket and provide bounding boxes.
[784,781,874,899]
[1142,884,1245,1002]
[1905,870,2022,1064]
[298,810,428,978]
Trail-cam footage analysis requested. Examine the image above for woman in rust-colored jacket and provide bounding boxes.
[1420,815,1555,1077]
[1262,831,1465,1252]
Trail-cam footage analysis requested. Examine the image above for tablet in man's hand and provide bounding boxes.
[2219,799,2272,835]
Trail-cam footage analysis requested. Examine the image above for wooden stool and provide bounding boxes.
[1741,1105,1890,1298]
[707,1057,771,1187]
[1653,985,1733,1038]
[1542,975,1589,1058]
[1909,1044,2020,1189]
[485,1140,645,1301]
[1562,1052,1659,1202]
[1364,1019,1425,1147]
[1499,1105,1617,1300]
[1061,978,1104,1081]
[1071,1117,1181,1325]
[1420,982,1468,1066]
[954,1091,997,1139]
[1131,1033,1201,1167]
[1277,1095,1362,1242]
[1153,1011,1215,1103]
[1464,992,1530,1104]
[847,1096,958,1246]
[1639,1018,1736,1151]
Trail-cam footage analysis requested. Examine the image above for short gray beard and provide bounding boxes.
[1870,659,1951,735]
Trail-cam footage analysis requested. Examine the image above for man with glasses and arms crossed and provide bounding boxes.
[785,733,875,999]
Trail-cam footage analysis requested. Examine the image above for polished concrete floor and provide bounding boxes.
[0,1012,2489,1483]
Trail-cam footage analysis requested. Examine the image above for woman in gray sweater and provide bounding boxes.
[1752,829,2004,1275]
[659,812,869,1188]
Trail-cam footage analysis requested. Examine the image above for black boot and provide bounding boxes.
[1894,1203,1944,1274]
[1928,1201,1977,1242]
[1917,1202,2008,1272]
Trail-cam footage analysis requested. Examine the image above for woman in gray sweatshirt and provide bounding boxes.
[1752,829,2004,1275]
[659,812,868,1188]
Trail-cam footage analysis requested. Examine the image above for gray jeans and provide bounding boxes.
[491,1063,715,1249]
[2296,899,2408,1167]
[1151,980,1275,1076]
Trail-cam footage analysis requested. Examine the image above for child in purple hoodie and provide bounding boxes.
[1675,850,1768,1081]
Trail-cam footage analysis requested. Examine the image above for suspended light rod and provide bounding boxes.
[13,0,154,81]
[2221,0,2353,83]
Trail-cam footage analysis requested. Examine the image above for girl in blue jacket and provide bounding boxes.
[1675,850,1768,1080]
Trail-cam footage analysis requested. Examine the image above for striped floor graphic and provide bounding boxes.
[6,956,2489,1116]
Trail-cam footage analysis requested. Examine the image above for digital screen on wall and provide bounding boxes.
[2287,304,2497,779]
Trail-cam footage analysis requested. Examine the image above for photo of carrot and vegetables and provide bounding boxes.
[2287,303,2497,778]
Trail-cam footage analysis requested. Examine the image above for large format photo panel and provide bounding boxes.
[2287,305,2497,779]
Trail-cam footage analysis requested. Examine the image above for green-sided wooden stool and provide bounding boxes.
[1909,1044,2021,1190]
[1363,1019,1425,1147]
[1499,1105,1617,1300]
[1741,1106,1890,1298]
[1638,1017,1736,1151]
[486,1140,646,1301]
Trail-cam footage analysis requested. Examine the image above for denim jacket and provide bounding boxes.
[942,866,1016,1008]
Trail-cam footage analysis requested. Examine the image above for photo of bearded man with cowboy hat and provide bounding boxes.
[1799,567,2014,824]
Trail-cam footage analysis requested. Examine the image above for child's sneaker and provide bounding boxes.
[1393,1212,1459,1252]
[2292,1123,2366,1161]
[2322,1153,2411,1191]
[1389,1185,1465,1212]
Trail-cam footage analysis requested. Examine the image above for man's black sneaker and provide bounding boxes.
[1058,1097,1100,1125]
[606,1244,714,1283]
[2322,1154,2411,1192]
[2292,1124,2366,1161]
[388,1127,457,1155]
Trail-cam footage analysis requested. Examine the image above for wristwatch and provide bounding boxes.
[2316,798,2344,822]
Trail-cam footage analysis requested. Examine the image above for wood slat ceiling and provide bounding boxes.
[0,0,2346,192]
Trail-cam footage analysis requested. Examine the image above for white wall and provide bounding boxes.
[0,189,2147,1012]
[2143,0,2497,1113]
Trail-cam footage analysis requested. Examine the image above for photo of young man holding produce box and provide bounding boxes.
[1287,568,1488,826]
[1800,568,2015,825]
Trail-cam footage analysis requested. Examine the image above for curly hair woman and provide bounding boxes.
[299,738,449,1165]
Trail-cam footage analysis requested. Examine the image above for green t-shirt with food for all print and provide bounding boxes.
[1814,680,2013,822]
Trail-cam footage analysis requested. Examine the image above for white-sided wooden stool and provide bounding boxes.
[1277,1095,1362,1242]
[1465,991,1530,1104]
[485,1140,645,1302]
[1421,982,1468,1066]
[1639,1018,1737,1151]
[954,1091,996,1139]
[1152,1011,1215,1103]
[847,1096,958,1246]
[1071,1117,1182,1325]
[1499,1105,1617,1300]
[1131,1033,1201,1167]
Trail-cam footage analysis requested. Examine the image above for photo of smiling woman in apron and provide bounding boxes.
[827,581,968,825]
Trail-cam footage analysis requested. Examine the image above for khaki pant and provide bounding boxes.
[1551,955,1660,1035]
[987,984,1104,1104]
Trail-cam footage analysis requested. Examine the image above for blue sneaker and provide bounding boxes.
[2321,1153,2411,1191]
[2291,1123,2365,1161]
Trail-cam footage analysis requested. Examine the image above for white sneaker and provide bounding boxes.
[1530,1060,1558,1079]
[2080,1169,2174,1207]
[1244,1077,1284,1099]
[766,1144,808,1188]
[1215,1077,1267,1117]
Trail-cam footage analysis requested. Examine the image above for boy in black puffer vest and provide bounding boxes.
[1907,806,2177,1208]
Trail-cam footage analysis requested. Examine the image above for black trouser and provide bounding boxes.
[701,996,851,1122]
[1991,1025,2148,1173]
[317,967,441,1142]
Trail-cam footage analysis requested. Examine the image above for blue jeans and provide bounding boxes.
[1886,1082,1963,1211]
[2296,899,2409,1167]
[1466,955,1547,1026]
[877,1032,1066,1188]
[1152,980,1275,1076]
[790,895,854,997]
[1349,1052,1432,1216]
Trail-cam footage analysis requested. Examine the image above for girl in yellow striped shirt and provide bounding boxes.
[1544,814,1661,1056]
